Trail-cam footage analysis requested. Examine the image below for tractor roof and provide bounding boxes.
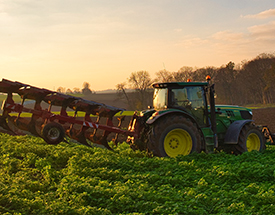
[152,81,209,88]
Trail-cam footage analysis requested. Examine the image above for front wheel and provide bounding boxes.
[233,124,265,154]
[41,122,65,145]
[148,115,202,157]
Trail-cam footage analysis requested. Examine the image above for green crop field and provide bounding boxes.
[0,94,21,103]
[246,103,275,109]
[1,133,275,214]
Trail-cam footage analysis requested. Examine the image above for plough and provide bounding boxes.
[0,79,141,149]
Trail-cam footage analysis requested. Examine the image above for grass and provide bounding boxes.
[0,93,21,103]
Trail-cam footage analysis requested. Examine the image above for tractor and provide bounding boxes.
[128,76,267,157]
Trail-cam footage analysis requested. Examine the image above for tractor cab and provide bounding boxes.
[152,82,210,127]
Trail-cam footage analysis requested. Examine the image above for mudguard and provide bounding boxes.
[224,120,253,144]
[146,109,197,125]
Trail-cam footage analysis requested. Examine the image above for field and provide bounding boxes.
[2,92,275,214]
[0,94,21,104]
[253,107,275,132]
[1,133,275,214]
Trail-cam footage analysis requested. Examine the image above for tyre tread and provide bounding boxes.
[148,115,202,157]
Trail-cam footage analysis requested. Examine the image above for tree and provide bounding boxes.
[214,62,236,104]
[226,61,235,70]
[240,54,275,104]
[192,67,217,82]
[66,88,73,94]
[155,70,173,82]
[115,52,275,108]
[128,71,153,109]
[172,66,194,81]
[73,87,81,94]
[116,82,133,110]
[56,87,65,93]
[82,82,92,95]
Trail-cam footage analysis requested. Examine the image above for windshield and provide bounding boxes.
[153,88,167,109]
[170,86,206,125]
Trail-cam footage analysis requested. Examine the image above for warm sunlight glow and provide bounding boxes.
[1,1,275,91]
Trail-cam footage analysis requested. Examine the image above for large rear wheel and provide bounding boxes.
[233,124,265,154]
[148,115,202,157]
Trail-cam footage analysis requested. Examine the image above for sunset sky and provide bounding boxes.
[1,0,275,91]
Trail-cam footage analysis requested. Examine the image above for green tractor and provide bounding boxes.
[129,77,266,157]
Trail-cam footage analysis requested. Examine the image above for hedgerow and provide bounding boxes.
[1,133,275,214]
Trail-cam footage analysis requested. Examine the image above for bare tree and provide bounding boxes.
[56,87,65,93]
[116,82,133,109]
[172,66,194,81]
[128,71,153,109]
[155,70,173,82]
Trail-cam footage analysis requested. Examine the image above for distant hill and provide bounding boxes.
[95,89,135,94]
[95,89,116,94]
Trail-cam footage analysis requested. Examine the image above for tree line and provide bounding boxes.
[117,53,275,110]
[57,82,95,95]
[57,53,275,110]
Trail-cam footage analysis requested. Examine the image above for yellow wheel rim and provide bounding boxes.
[246,133,260,152]
[164,128,192,157]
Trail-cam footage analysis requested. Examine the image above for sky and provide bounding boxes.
[0,0,275,91]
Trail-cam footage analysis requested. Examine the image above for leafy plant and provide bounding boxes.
[1,133,275,214]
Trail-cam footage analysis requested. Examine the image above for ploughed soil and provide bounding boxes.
[252,108,275,133]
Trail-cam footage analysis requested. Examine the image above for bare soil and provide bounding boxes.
[252,108,275,132]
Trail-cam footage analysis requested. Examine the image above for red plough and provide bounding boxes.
[0,79,140,149]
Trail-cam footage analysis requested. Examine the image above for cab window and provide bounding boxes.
[170,86,206,126]
[153,88,167,109]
